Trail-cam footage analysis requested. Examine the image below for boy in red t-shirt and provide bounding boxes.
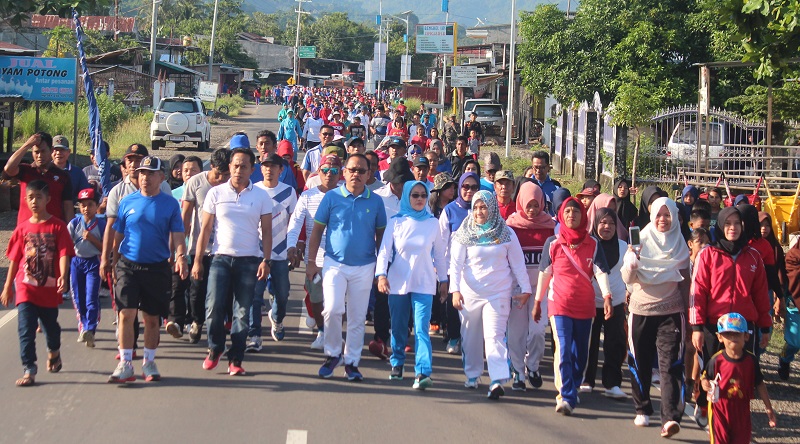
[1,180,74,386]
[701,312,776,444]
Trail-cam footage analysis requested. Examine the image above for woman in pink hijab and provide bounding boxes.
[588,193,628,241]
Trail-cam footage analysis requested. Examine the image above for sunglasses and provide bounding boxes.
[320,132,334,137]
[346,167,368,174]
[410,193,428,199]
[320,167,340,175]
[409,149,422,155]
[461,184,479,191]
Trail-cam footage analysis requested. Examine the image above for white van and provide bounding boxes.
[666,122,725,167]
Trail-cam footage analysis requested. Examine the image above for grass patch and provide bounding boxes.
[400,97,423,115]
[203,95,246,117]
[104,112,154,158]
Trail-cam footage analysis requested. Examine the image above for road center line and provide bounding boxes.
[286,429,308,444]
[0,308,18,329]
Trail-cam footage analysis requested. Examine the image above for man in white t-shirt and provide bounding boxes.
[247,153,298,352]
[192,148,273,376]
[369,107,390,149]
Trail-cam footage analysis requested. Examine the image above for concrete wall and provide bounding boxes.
[237,41,293,72]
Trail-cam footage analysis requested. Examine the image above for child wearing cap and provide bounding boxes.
[700,312,777,444]
[67,188,106,348]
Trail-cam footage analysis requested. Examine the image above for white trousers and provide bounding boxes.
[459,295,511,382]
[507,294,548,373]
[321,257,375,366]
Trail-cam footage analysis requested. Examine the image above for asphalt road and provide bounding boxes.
[0,104,711,444]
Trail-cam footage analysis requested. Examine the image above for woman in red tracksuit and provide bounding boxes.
[690,206,772,418]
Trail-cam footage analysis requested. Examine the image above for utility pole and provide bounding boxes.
[149,0,160,77]
[505,0,517,157]
[377,0,383,97]
[208,0,220,81]
[294,0,311,86]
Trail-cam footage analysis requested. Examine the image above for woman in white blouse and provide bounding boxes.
[450,190,531,400]
[376,180,448,390]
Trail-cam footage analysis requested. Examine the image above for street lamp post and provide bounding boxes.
[394,10,413,83]
[504,0,517,157]
[207,0,219,81]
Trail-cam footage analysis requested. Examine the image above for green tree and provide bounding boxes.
[2,0,111,26]
[719,0,800,81]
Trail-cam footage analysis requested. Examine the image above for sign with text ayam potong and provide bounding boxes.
[0,56,77,102]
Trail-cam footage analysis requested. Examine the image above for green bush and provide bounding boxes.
[401,97,423,115]
[104,112,153,158]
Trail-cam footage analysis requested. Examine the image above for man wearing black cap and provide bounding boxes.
[378,138,411,177]
[108,156,188,383]
[51,135,91,202]
[369,159,413,360]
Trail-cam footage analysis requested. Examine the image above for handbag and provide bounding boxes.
[786,296,800,350]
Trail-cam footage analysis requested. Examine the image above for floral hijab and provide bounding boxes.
[453,190,512,247]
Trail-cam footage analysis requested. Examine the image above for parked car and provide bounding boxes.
[463,98,497,122]
[150,97,210,151]
[666,121,725,167]
[472,104,506,137]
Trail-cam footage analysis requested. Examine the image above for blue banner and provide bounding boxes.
[0,56,77,102]
[73,10,109,196]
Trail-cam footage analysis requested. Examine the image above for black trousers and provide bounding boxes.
[584,304,627,389]
[627,312,685,423]
[169,271,191,328]
[373,284,390,343]
[187,255,212,326]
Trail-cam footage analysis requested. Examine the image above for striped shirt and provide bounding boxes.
[287,186,327,267]
[256,182,297,261]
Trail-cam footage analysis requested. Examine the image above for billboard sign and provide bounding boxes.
[0,56,77,102]
[416,23,455,54]
[198,81,219,102]
[450,65,478,88]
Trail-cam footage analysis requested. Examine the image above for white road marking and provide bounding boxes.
[0,308,18,329]
[286,429,308,444]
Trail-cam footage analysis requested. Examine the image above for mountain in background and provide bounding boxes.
[242,0,572,28]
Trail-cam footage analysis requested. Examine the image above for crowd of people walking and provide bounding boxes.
[1,87,792,444]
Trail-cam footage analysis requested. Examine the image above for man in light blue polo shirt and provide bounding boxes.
[306,153,387,381]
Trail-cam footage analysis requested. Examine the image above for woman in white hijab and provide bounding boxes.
[620,197,691,438]
[449,190,531,400]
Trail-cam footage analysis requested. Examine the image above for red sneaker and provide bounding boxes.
[228,361,246,376]
[203,350,222,370]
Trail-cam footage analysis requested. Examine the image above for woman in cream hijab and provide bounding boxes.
[621,197,690,438]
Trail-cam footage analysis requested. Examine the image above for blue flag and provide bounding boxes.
[72,10,110,196]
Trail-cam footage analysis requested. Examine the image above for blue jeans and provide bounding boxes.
[206,255,259,362]
[249,259,291,337]
[18,302,61,375]
[388,293,433,377]
[550,315,592,408]
[70,256,101,332]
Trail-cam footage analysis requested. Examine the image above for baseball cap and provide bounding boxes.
[576,187,600,199]
[319,154,342,168]
[322,144,346,159]
[432,172,455,191]
[277,140,294,158]
[717,313,749,334]
[260,153,283,166]
[52,135,69,150]
[77,188,97,202]
[413,157,430,168]
[124,144,148,159]
[495,170,514,182]
[388,138,406,149]
[135,156,163,172]
[484,152,502,172]
[229,133,250,149]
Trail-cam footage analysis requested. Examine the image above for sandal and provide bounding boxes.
[15,372,35,387]
[47,353,62,373]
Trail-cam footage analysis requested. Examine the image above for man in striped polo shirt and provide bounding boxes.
[247,153,298,351]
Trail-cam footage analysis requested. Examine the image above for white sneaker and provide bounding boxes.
[305,314,316,329]
[310,331,325,350]
[634,414,650,427]
[555,400,573,416]
[578,384,593,393]
[660,420,680,438]
[603,386,628,399]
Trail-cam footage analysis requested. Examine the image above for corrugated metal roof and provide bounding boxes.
[29,14,136,33]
